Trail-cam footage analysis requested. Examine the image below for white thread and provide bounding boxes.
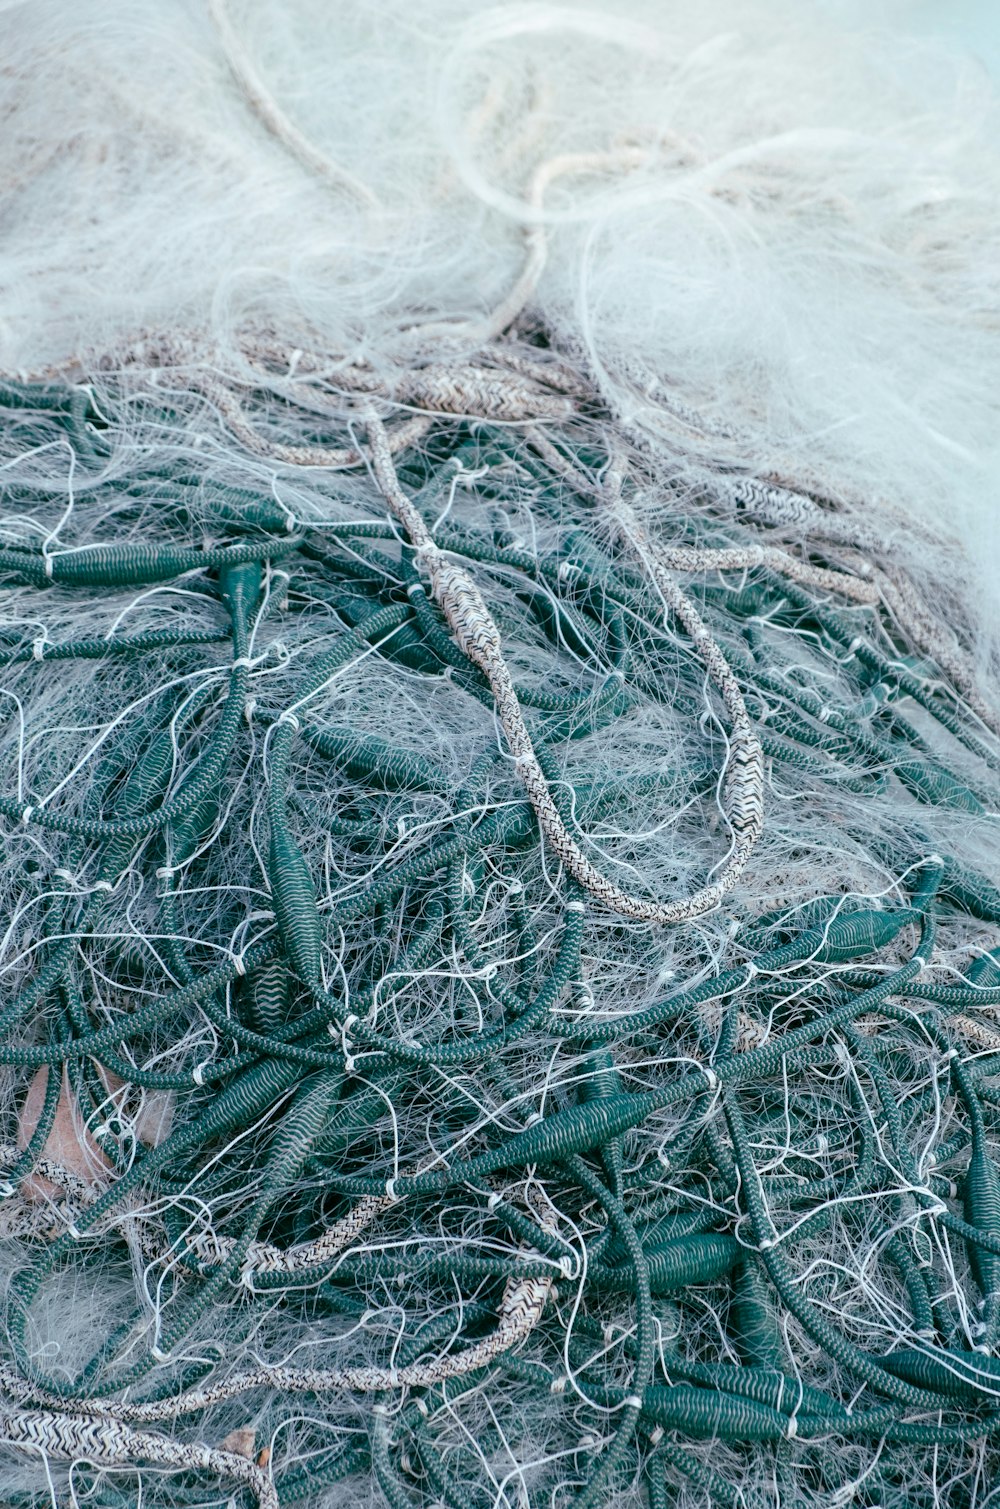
[413,1396,429,1417]
[624,1395,643,1409]
[150,1346,171,1364]
[277,710,300,730]
[487,1193,503,1210]
[405,580,426,597]
[786,1416,798,1440]
[244,697,257,722]
[565,900,585,913]
[20,806,33,824]
[648,1426,664,1445]
[65,1223,82,1241]
[344,1055,356,1073]
[53,868,76,883]
[701,1065,719,1090]
[385,1178,400,1202]
[43,555,54,579]
[231,952,246,977]
[759,1236,776,1250]
[32,638,46,661]
[232,655,253,669]
[192,1063,209,1086]
[559,1255,576,1280]
[93,879,114,893]
[0,1182,15,1199]
[550,1377,567,1394]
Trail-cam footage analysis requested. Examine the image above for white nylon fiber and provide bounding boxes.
[1,2,998,606]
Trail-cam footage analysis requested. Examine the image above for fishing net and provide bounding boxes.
[1,3,1000,1507]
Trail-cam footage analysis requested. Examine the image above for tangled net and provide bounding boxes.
[0,335,997,1509]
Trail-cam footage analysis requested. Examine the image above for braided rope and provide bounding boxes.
[202,377,433,468]
[369,412,762,923]
[239,348,576,423]
[186,1186,394,1277]
[718,482,1000,735]
[208,0,379,212]
[0,1271,551,1424]
[876,569,1000,738]
[0,1141,101,1209]
[0,1406,277,1508]
[607,494,766,913]
[649,541,877,607]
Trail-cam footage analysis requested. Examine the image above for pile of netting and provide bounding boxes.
[0,345,997,1509]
